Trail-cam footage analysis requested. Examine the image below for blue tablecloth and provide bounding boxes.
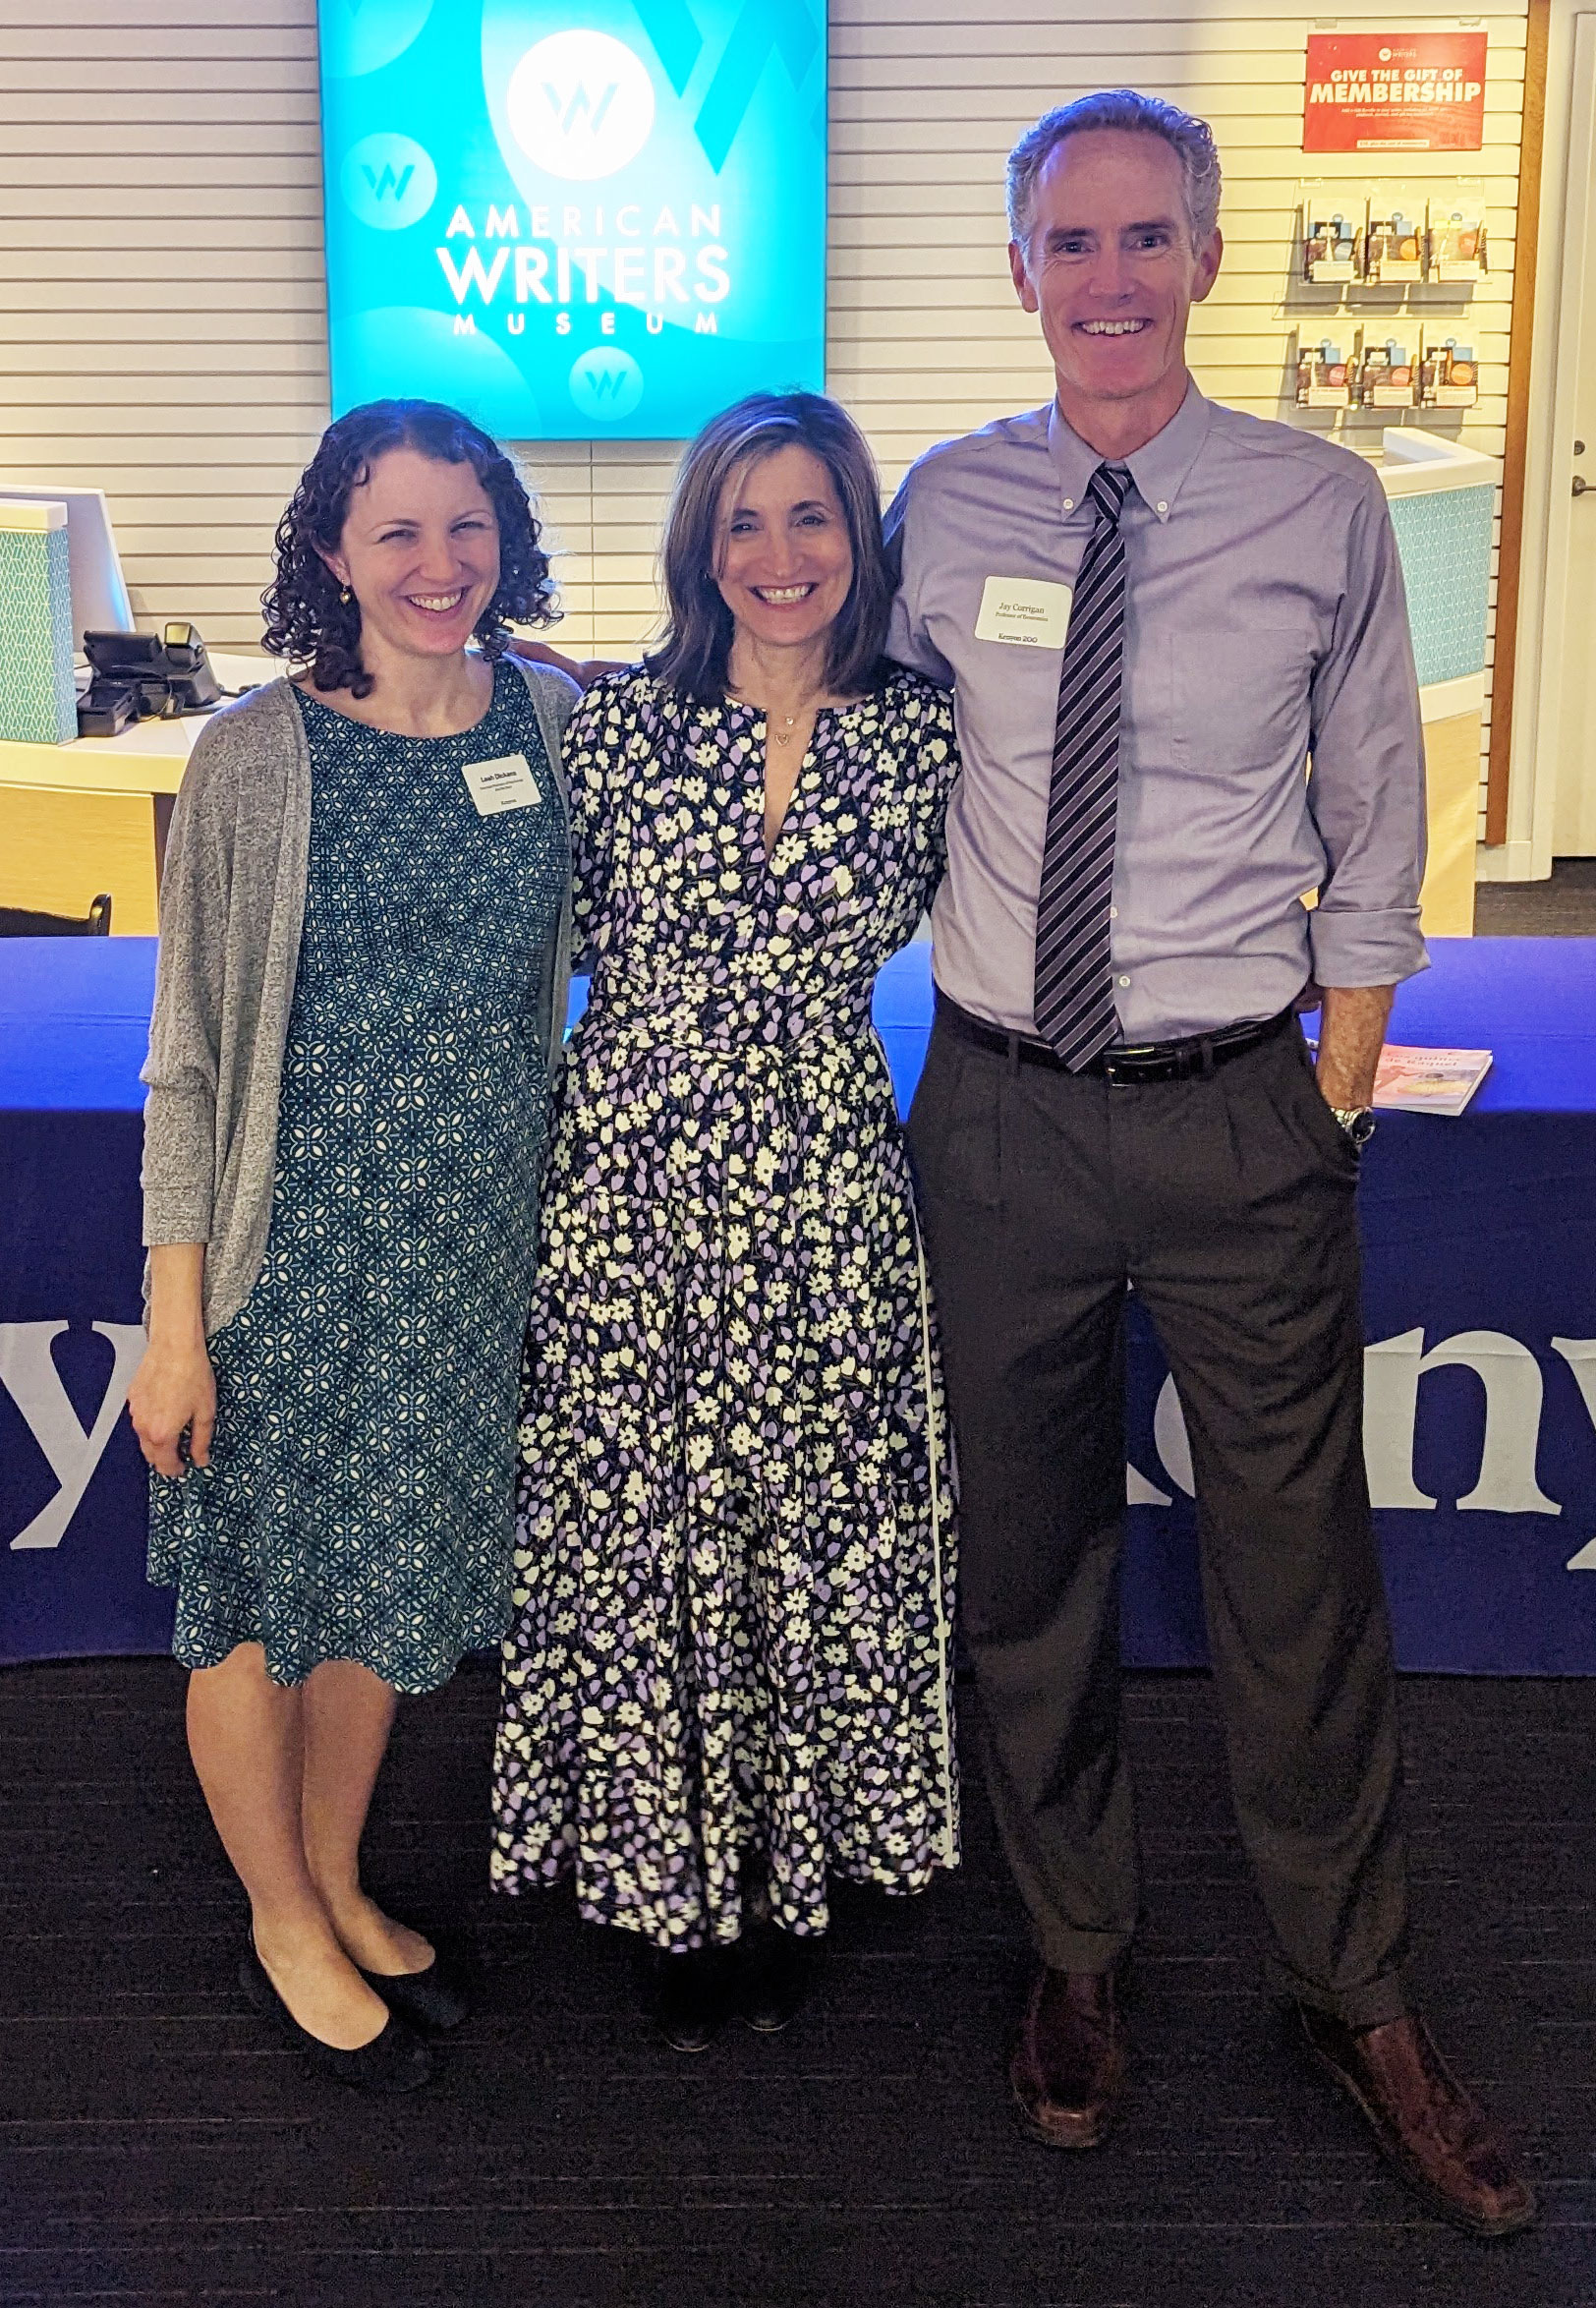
[0,942,166,1658]
[4,936,1595,1670]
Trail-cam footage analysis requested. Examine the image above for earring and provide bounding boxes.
[339,587,353,606]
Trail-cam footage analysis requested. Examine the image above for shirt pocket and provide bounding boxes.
[1171,619,1318,778]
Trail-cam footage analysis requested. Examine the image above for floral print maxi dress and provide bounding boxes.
[491,664,962,1948]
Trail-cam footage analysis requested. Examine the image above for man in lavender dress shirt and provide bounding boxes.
[885,90,1534,2235]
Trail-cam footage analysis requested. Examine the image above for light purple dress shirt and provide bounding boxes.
[884,382,1429,1042]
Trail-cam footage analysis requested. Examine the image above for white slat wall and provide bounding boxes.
[0,0,1525,824]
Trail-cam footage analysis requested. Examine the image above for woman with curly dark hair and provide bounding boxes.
[128,399,579,2092]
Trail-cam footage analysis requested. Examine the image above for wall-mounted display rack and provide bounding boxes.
[1298,179,1488,290]
[1288,174,1489,425]
[1294,328,1480,413]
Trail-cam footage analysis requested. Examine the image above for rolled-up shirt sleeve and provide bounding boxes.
[1305,479,1430,989]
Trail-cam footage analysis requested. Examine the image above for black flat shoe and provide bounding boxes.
[646,1945,730,2053]
[735,1924,813,2034]
[359,1944,472,2034]
[240,1942,433,2093]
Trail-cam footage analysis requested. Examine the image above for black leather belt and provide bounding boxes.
[934,990,1295,1084]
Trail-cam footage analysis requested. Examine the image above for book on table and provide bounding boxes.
[1371,1046,1493,1117]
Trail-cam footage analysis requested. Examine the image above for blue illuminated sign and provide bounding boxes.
[317,2,827,439]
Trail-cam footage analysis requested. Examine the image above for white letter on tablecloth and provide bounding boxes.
[1364,1331,1438,1509]
[1,1321,146,1551]
[1550,1340,1596,1567]
[1550,1338,1596,1426]
[1152,1375,1195,1497]
[1127,1462,1171,1505]
[1363,1329,1561,1516]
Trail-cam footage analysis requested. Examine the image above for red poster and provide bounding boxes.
[1302,31,1488,151]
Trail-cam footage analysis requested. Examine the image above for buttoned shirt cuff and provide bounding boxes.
[1308,905,1429,989]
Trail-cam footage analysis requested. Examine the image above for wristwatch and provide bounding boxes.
[1330,1105,1377,1146]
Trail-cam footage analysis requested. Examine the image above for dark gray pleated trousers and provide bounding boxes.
[907,1006,1408,2028]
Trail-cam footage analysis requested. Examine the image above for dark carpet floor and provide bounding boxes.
[1474,859,1596,936]
[2,1659,1592,2306]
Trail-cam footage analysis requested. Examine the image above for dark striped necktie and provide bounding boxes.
[1033,461,1133,1068]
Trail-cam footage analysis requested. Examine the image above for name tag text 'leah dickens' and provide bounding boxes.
[462,752,542,815]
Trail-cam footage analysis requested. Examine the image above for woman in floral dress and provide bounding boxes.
[492,392,961,2048]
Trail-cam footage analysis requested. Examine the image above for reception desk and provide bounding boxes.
[0,654,264,934]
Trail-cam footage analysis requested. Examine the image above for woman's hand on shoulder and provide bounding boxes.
[506,638,630,692]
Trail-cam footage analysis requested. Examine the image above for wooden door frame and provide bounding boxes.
[1481,0,1596,878]
[1483,0,1551,847]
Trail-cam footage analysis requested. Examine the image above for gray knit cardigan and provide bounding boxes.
[141,661,581,1337]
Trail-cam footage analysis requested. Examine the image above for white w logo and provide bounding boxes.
[507,31,656,181]
[543,79,618,137]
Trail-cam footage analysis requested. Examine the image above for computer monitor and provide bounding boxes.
[0,482,134,648]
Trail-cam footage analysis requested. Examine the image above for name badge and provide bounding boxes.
[462,752,541,816]
[975,575,1072,650]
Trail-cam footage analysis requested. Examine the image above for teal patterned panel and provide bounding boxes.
[0,524,76,743]
[1386,483,1494,688]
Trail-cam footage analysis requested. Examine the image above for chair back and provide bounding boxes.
[0,893,112,937]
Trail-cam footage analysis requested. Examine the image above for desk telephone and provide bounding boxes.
[78,621,221,736]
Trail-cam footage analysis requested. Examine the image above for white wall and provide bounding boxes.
[0,0,1527,818]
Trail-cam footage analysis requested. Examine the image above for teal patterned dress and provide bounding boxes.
[147,664,568,1693]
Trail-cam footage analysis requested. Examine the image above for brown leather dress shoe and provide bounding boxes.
[1010,1966,1125,2150]
[1297,2004,1537,2237]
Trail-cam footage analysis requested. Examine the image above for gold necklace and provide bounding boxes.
[730,688,820,746]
